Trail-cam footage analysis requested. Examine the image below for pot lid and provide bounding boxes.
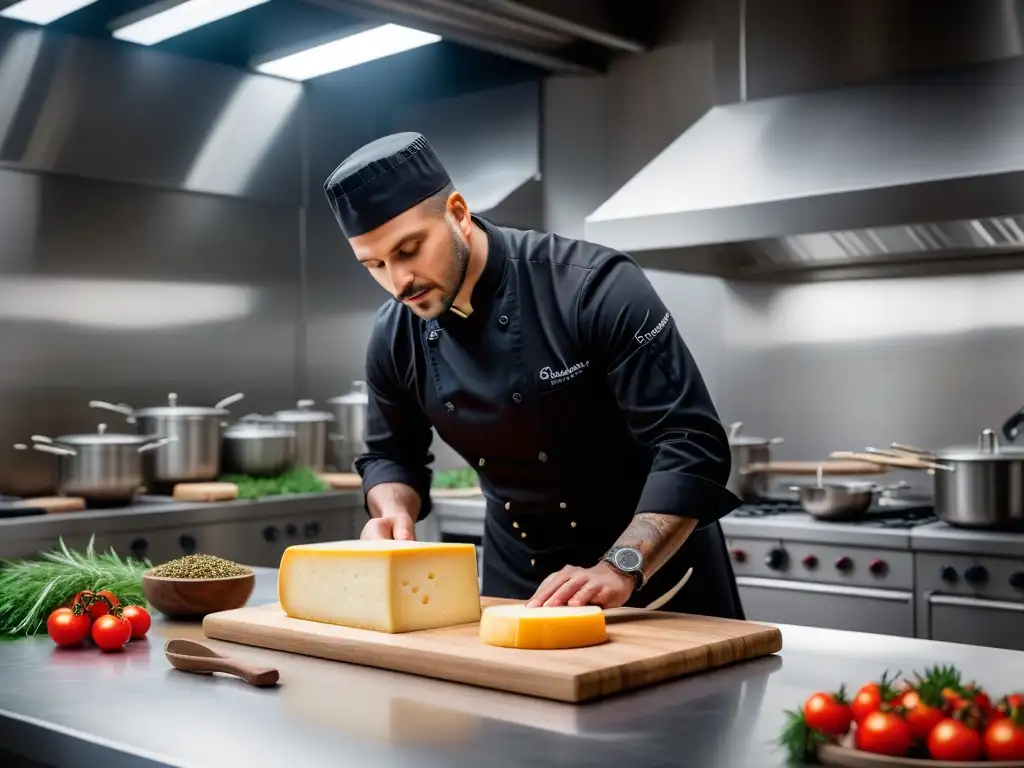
[55,423,154,446]
[726,421,781,447]
[274,400,335,423]
[326,381,369,406]
[930,429,1024,461]
[133,392,240,418]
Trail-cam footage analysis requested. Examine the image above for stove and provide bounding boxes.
[731,498,937,529]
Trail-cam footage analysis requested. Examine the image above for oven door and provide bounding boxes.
[925,593,1024,652]
[737,577,915,637]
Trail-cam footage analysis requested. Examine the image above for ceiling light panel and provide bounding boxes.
[255,24,442,81]
[111,0,270,46]
[0,0,99,25]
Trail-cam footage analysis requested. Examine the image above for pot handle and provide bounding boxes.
[215,393,245,410]
[1002,405,1024,442]
[89,400,135,418]
[138,436,179,454]
[21,443,77,457]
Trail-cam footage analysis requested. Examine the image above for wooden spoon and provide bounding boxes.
[164,638,280,687]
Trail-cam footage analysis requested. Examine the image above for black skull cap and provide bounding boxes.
[323,132,451,237]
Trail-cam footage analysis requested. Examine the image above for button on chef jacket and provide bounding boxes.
[355,215,745,619]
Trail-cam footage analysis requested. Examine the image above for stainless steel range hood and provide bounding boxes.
[584,56,1024,280]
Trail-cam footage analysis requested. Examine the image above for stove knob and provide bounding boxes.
[834,556,853,573]
[869,559,888,576]
[263,526,279,543]
[731,548,747,563]
[286,524,298,538]
[939,565,958,583]
[179,534,197,554]
[304,522,322,539]
[801,554,819,569]
[129,538,149,559]
[964,564,989,586]
[765,546,788,570]
[1009,571,1024,591]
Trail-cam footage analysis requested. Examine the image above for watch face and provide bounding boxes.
[613,547,642,572]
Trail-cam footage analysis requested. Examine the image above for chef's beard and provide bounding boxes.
[437,219,471,314]
[396,219,471,319]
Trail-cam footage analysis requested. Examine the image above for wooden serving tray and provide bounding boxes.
[202,597,782,703]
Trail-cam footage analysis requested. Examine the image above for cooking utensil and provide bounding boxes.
[789,468,910,521]
[325,381,369,472]
[273,400,334,472]
[829,450,953,472]
[888,429,1024,530]
[90,392,244,485]
[202,592,781,704]
[726,421,785,499]
[222,422,296,476]
[743,459,887,475]
[164,638,279,687]
[14,425,175,504]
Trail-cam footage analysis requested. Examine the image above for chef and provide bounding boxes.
[324,131,744,618]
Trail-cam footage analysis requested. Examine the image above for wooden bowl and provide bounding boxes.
[142,568,255,619]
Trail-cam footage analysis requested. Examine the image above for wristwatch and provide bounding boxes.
[602,546,645,592]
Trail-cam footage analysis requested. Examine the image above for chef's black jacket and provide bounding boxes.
[354,215,745,619]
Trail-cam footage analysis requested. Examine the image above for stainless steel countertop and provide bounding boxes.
[0,490,362,544]
[4,568,1024,768]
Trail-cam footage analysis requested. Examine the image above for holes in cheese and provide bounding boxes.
[478,605,608,650]
[278,540,481,633]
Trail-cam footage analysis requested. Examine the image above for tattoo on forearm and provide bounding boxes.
[615,513,697,580]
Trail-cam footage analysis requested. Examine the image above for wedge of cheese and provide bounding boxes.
[479,605,608,650]
[278,540,482,633]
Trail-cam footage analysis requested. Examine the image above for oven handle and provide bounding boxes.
[927,593,1024,614]
[736,576,912,602]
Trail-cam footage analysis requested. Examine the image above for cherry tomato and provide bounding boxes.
[855,711,913,757]
[121,605,151,640]
[985,717,1024,761]
[928,718,982,761]
[900,691,945,741]
[852,676,901,723]
[803,690,853,736]
[90,614,131,652]
[961,684,993,717]
[71,589,119,620]
[995,693,1024,721]
[46,607,91,647]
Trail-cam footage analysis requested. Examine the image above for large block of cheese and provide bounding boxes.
[278,540,482,633]
[479,605,608,650]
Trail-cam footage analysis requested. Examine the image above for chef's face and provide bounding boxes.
[350,191,472,320]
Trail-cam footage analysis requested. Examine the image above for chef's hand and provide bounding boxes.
[360,513,416,541]
[526,561,634,609]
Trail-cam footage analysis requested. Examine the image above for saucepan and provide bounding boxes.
[788,465,909,521]
[89,392,244,485]
[14,424,177,504]
[726,421,785,499]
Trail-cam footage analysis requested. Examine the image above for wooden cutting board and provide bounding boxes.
[319,473,362,490]
[744,460,887,475]
[202,597,782,703]
[13,496,86,513]
[172,483,239,502]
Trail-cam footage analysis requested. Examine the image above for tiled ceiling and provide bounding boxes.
[1,0,654,76]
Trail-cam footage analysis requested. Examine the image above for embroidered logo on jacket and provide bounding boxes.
[538,359,590,386]
[634,310,672,346]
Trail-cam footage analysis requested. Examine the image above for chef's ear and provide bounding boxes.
[445,190,472,237]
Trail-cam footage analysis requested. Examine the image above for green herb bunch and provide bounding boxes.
[0,536,149,639]
[218,466,330,499]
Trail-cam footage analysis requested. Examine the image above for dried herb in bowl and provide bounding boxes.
[150,554,251,579]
